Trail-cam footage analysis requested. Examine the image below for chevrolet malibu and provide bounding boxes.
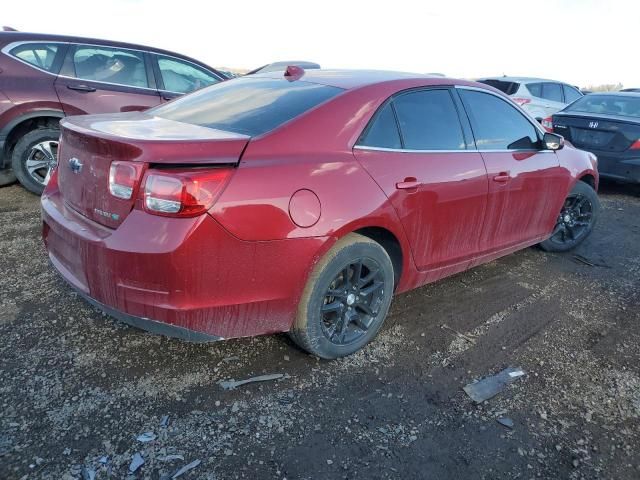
[41,69,600,359]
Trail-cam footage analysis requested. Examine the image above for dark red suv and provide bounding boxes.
[0,31,226,193]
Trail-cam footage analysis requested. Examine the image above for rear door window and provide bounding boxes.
[70,45,149,88]
[563,84,582,104]
[358,103,402,149]
[392,89,466,150]
[156,55,221,94]
[526,82,543,98]
[542,82,563,102]
[9,43,60,72]
[459,89,540,150]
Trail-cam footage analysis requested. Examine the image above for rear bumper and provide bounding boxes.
[595,153,640,183]
[41,188,327,340]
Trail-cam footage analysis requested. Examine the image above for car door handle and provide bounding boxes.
[493,173,511,183]
[396,178,421,190]
[67,84,96,92]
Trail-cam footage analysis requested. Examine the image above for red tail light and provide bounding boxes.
[630,140,640,150]
[512,97,531,106]
[541,116,554,132]
[109,161,143,200]
[142,168,233,217]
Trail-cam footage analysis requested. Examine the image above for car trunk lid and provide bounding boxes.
[552,112,640,152]
[57,112,249,228]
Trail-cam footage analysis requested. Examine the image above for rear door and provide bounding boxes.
[54,43,161,115]
[151,54,223,102]
[457,87,570,253]
[353,88,488,272]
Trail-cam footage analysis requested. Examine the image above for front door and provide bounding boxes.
[353,88,488,272]
[457,88,570,253]
[54,44,161,115]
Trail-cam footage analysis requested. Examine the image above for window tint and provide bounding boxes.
[151,77,342,136]
[393,89,465,150]
[71,45,148,88]
[542,82,563,102]
[563,84,582,104]
[157,56,220,94]
[526,82,542,98]
[10,43,59,72]
[478,80,520,95]
[359,103,401,149]
[459,90,539,150]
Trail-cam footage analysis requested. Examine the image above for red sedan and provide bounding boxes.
[41,69,599,359]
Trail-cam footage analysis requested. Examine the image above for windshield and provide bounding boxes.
[565,95,640,118]
[150,77,343,136]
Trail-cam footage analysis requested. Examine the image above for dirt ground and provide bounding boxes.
[1,181,639,480]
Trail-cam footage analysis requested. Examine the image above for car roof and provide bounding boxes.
[0,31,216,70]
[478,76,563,84]
[252,68,472,90]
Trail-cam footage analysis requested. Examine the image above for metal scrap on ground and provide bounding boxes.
[218,373,286,390]
[171,459,201,478]
[463,367,526,403]
[441,324,476,344]
[136,431,156,442]
[129,452,144,473]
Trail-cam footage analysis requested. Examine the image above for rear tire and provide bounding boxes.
[289,233,395,359]
[539,181,599,252]
[11,127,60,195]
[0,168,17,187]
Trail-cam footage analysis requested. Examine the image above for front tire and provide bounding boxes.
[11,127,60,195]
[539,181,600,252]
[290,233,395,359]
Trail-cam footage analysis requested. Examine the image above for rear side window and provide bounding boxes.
[9,43,59,72]
[459,90,539,150]
[151,77,343,136]
[156,55,220,94]
[526,82,542,98]
[563,84,582,104]
[359,103,401,149]
[478,79,520,95]
[542,82,563,102]
[70,45,149,88]
[393,89,465,150]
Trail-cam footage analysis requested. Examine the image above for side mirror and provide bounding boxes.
[543,132,564,151]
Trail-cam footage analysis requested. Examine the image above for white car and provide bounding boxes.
[477,76,583,122]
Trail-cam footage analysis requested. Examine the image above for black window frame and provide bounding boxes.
[356,86,473,151]
[454,87,545,151]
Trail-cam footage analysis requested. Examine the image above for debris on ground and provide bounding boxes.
[159,454,184,462]
[160,415,170,427]
[218,373,286,390]
[171,459,201,478]
[129,452,144,473]
[81,466,96,480]
[136,431,156,442]
[496,417,514,429]
[441,324,476,344]
[463,367,526,403]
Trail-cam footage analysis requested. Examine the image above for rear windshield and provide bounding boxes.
[478,79,520,95]
[565,95,640,118]
[150,77,343,136]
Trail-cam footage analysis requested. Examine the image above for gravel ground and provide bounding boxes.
[1,181,639,480]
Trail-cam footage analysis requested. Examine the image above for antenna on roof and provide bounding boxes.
[2,26,18,32]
